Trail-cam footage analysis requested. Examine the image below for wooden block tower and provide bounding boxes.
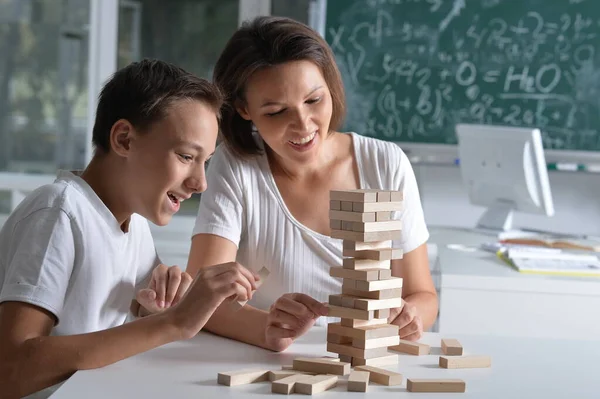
[327,189,404,367]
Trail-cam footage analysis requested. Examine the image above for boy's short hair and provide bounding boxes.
[92,59,223,154]
[213,16,346,158]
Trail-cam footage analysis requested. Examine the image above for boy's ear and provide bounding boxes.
[235,100,252,121]
[110,119,135,157]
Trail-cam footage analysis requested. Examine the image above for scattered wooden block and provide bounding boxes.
[330,200,341,210]
[353,297,403,311]
[330,210,376,222]
[351,353,399,367]
[233,267,270,310]
[350,220,403,233]
[376,211,392,221]
[355,277,403,292]
[294,374,338,395]
[343,247,403,260]
[439,355,491,369]
[374,308,390,319]
[348,370,370,392]
[269,370,315,381]
[342,258,391,270]
[327,322,398,340]
[441,338,463,355]
[330,266,382,281]
[328,305,374,320]
[342,286,403,300]
[217,369,269,386]
[343,240,392,251]
[272,374,313,394]
[354,365,403,386]
[292,357,350,375]
[330,189,379,203]
[326,342,390,359]
[330,229,401,242]
[352,201,403,213]
[340,317,387,327]
[352,335,400,349]
[389,339,431,355]
[407,379,466,393]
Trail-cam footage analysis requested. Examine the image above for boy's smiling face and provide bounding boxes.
[122,99,218,226]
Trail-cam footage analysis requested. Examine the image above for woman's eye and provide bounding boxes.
[307,97,321,104]
[266,109,285,117]
[179,154,193,162]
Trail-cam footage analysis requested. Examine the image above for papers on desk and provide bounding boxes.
[481,242,600,277]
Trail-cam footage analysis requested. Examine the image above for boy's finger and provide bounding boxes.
[154,266,168,308]
[172,273,193,305]
[136,288,160,313]
[165,267,182,307]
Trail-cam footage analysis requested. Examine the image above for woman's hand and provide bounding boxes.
[388,300,423,341]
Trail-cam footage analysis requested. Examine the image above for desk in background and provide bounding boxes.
[429,226,600,340]
[51,327,599,398]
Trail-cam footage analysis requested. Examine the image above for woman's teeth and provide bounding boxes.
[290,131,316,145]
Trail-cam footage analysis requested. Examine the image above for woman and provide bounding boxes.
[186,16,438,352]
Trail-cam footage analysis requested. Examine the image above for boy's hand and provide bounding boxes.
[388,300,423,341]
[136,264,193,315]
[168,262,259,339]
[264,293,329,352]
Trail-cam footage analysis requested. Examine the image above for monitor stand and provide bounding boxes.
[476,201,514,232]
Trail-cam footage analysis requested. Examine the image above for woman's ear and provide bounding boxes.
[235,100,252,121]
[110,119,135,157]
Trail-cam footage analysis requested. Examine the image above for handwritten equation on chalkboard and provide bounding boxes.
[326,0,600,151]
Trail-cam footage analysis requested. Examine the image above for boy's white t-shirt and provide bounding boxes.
[0,171,158,399]
[193,132,429,324]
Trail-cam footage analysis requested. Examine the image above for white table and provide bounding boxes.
[51,327,600,398]
[429,226,600,340]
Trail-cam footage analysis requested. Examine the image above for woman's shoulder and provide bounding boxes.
[211,142,265,175]
[349,132,408,167]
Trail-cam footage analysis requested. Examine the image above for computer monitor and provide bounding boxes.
[455,123,555,232]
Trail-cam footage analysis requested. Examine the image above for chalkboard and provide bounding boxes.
[325,0,600,151]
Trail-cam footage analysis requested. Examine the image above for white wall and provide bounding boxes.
[416,164,600,236]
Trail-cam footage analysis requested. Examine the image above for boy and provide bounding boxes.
[0,59,258,399]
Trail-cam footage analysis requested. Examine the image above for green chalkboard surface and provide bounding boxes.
[325,0,600,151]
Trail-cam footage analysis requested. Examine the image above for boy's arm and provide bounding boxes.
[0,301,180,398]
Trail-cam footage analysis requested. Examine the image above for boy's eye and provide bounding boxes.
[178,154,193,162]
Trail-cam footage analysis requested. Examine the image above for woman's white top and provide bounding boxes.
[193,132,429,325]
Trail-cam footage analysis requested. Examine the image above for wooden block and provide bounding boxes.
[328,322,398,340]
[294,374,338,395]
[379,269,392,279]
[327,333,352,345]
[352,335,400,349]
[217,369,269,386]
[375,308,390,319]
[233,266,270,309]
[330,210,376,222]
[330,189,379,203]
[377,191,391,202]
[342,286,403,300]
[353,297,403,311]
[328,305,374,320]
[439,355,491,369]
[341,220,354,231]
[343,240,392,251]
[390,191,403,201]
[376,211,392,221]
[269,370,315,381]
[330,229,401,242]
[272,374,313,394]
[339,354,352,363]
[329,293,359,309]
[343,247,403,260]
[330,267,382,281]
[351,220,403,233]
[442,338,463,355]
[351,353,399,367]
[340,317,387,327]
[348,370,370,392]
[355,277,403,292]
[343,258,391,270]
[330,219,341,230]
[353,201,403,213]
[327,342,391,359]
[354,365,403,386]
[389,340,431,355]
[407,379,466,393]
[292,358,350,375]
[341,201,353,211]
[330,200,341,210]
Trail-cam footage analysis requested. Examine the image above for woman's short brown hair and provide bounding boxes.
[213,16,346,158]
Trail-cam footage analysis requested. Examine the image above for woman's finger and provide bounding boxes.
[153,264,168,308]
[165,266,182,307]
[269,307,303,330]
[172,272,193,305]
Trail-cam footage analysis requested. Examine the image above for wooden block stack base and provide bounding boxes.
[327,189,405,368]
